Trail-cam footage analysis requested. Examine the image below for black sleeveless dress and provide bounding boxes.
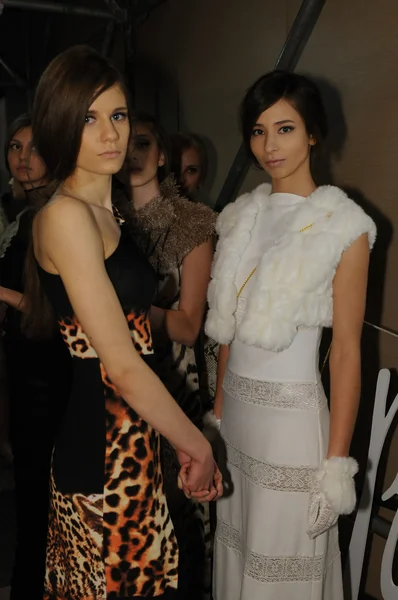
[38,222,178,599]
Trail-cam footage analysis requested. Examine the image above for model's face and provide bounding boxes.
[76,84,129,176]
[250,98,314,183]
[127,122,165,188]
[7,126,47,189]
[180,146,201,195]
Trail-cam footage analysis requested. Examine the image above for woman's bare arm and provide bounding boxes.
[328,233,370,458]
[36,197,214,491]
[0,287,24,312]
[150,239,213,347]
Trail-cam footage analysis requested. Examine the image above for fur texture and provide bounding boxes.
[206,184,376,351]
[317,456,359,514]
[203,410,221,431]
[130,176,216,273]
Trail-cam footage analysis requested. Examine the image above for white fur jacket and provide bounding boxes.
[205,183,376,352]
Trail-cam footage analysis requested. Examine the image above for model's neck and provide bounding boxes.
[131,178,161,210]
[271,157,316,198]
[272,175,316,198]
[61,169,113,211]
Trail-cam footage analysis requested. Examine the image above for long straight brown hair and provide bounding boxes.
[22,45,130,338]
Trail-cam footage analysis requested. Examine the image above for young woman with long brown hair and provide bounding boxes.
[25,45,221,599]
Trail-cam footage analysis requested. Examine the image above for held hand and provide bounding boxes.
[176,449,191,469]
[184,444,215,493]
[192,462,223,502]
[178,462,213,500]
[190,461,224,502]
[178,460,223,502]
[213,462,223,498]
[176,442,214,492]
[175,449,196,498]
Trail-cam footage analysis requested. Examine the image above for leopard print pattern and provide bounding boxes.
[59,311,153,359]
[44,474,106,599]
[59,315,98,359]
[44,310,178,598]
[126,311,153,355]
[102,361,178,595]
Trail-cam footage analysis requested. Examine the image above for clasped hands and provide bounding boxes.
[176,449,223,503]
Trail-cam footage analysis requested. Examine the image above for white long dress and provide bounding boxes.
[213,192,343,600]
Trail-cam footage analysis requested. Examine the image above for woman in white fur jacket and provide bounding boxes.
[205,71,376,600]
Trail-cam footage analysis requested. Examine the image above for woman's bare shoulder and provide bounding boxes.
[35,194,96,232]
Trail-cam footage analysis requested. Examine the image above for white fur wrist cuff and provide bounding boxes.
[203,411,221,431]
[317,456,358,515]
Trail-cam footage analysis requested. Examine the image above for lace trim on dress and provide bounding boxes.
[225,439,316,492]
[223,370,327,411]
[216,518,340,583]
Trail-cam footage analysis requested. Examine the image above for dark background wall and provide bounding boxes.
[0,0,134,191]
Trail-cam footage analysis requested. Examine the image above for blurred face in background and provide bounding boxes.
[7,126,47,190]
[127,122,165,188]
[179,145,201,195]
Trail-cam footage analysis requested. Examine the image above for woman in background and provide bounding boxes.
[170,132,208,201]
[170,131,218,408]
[1,113,47,221]
[120,112,216,599]
[0,114,70,600]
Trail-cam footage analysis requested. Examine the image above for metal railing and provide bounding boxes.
[0,0,128,95]
[1,0,123,20]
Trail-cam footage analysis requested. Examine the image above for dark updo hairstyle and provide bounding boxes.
[32,44,130,184]
[24,45,130,339]
[240,70,328,167]
[170,132,208,188]
[128,111,171,183]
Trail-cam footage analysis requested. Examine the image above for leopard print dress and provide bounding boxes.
[38,217,178,599]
